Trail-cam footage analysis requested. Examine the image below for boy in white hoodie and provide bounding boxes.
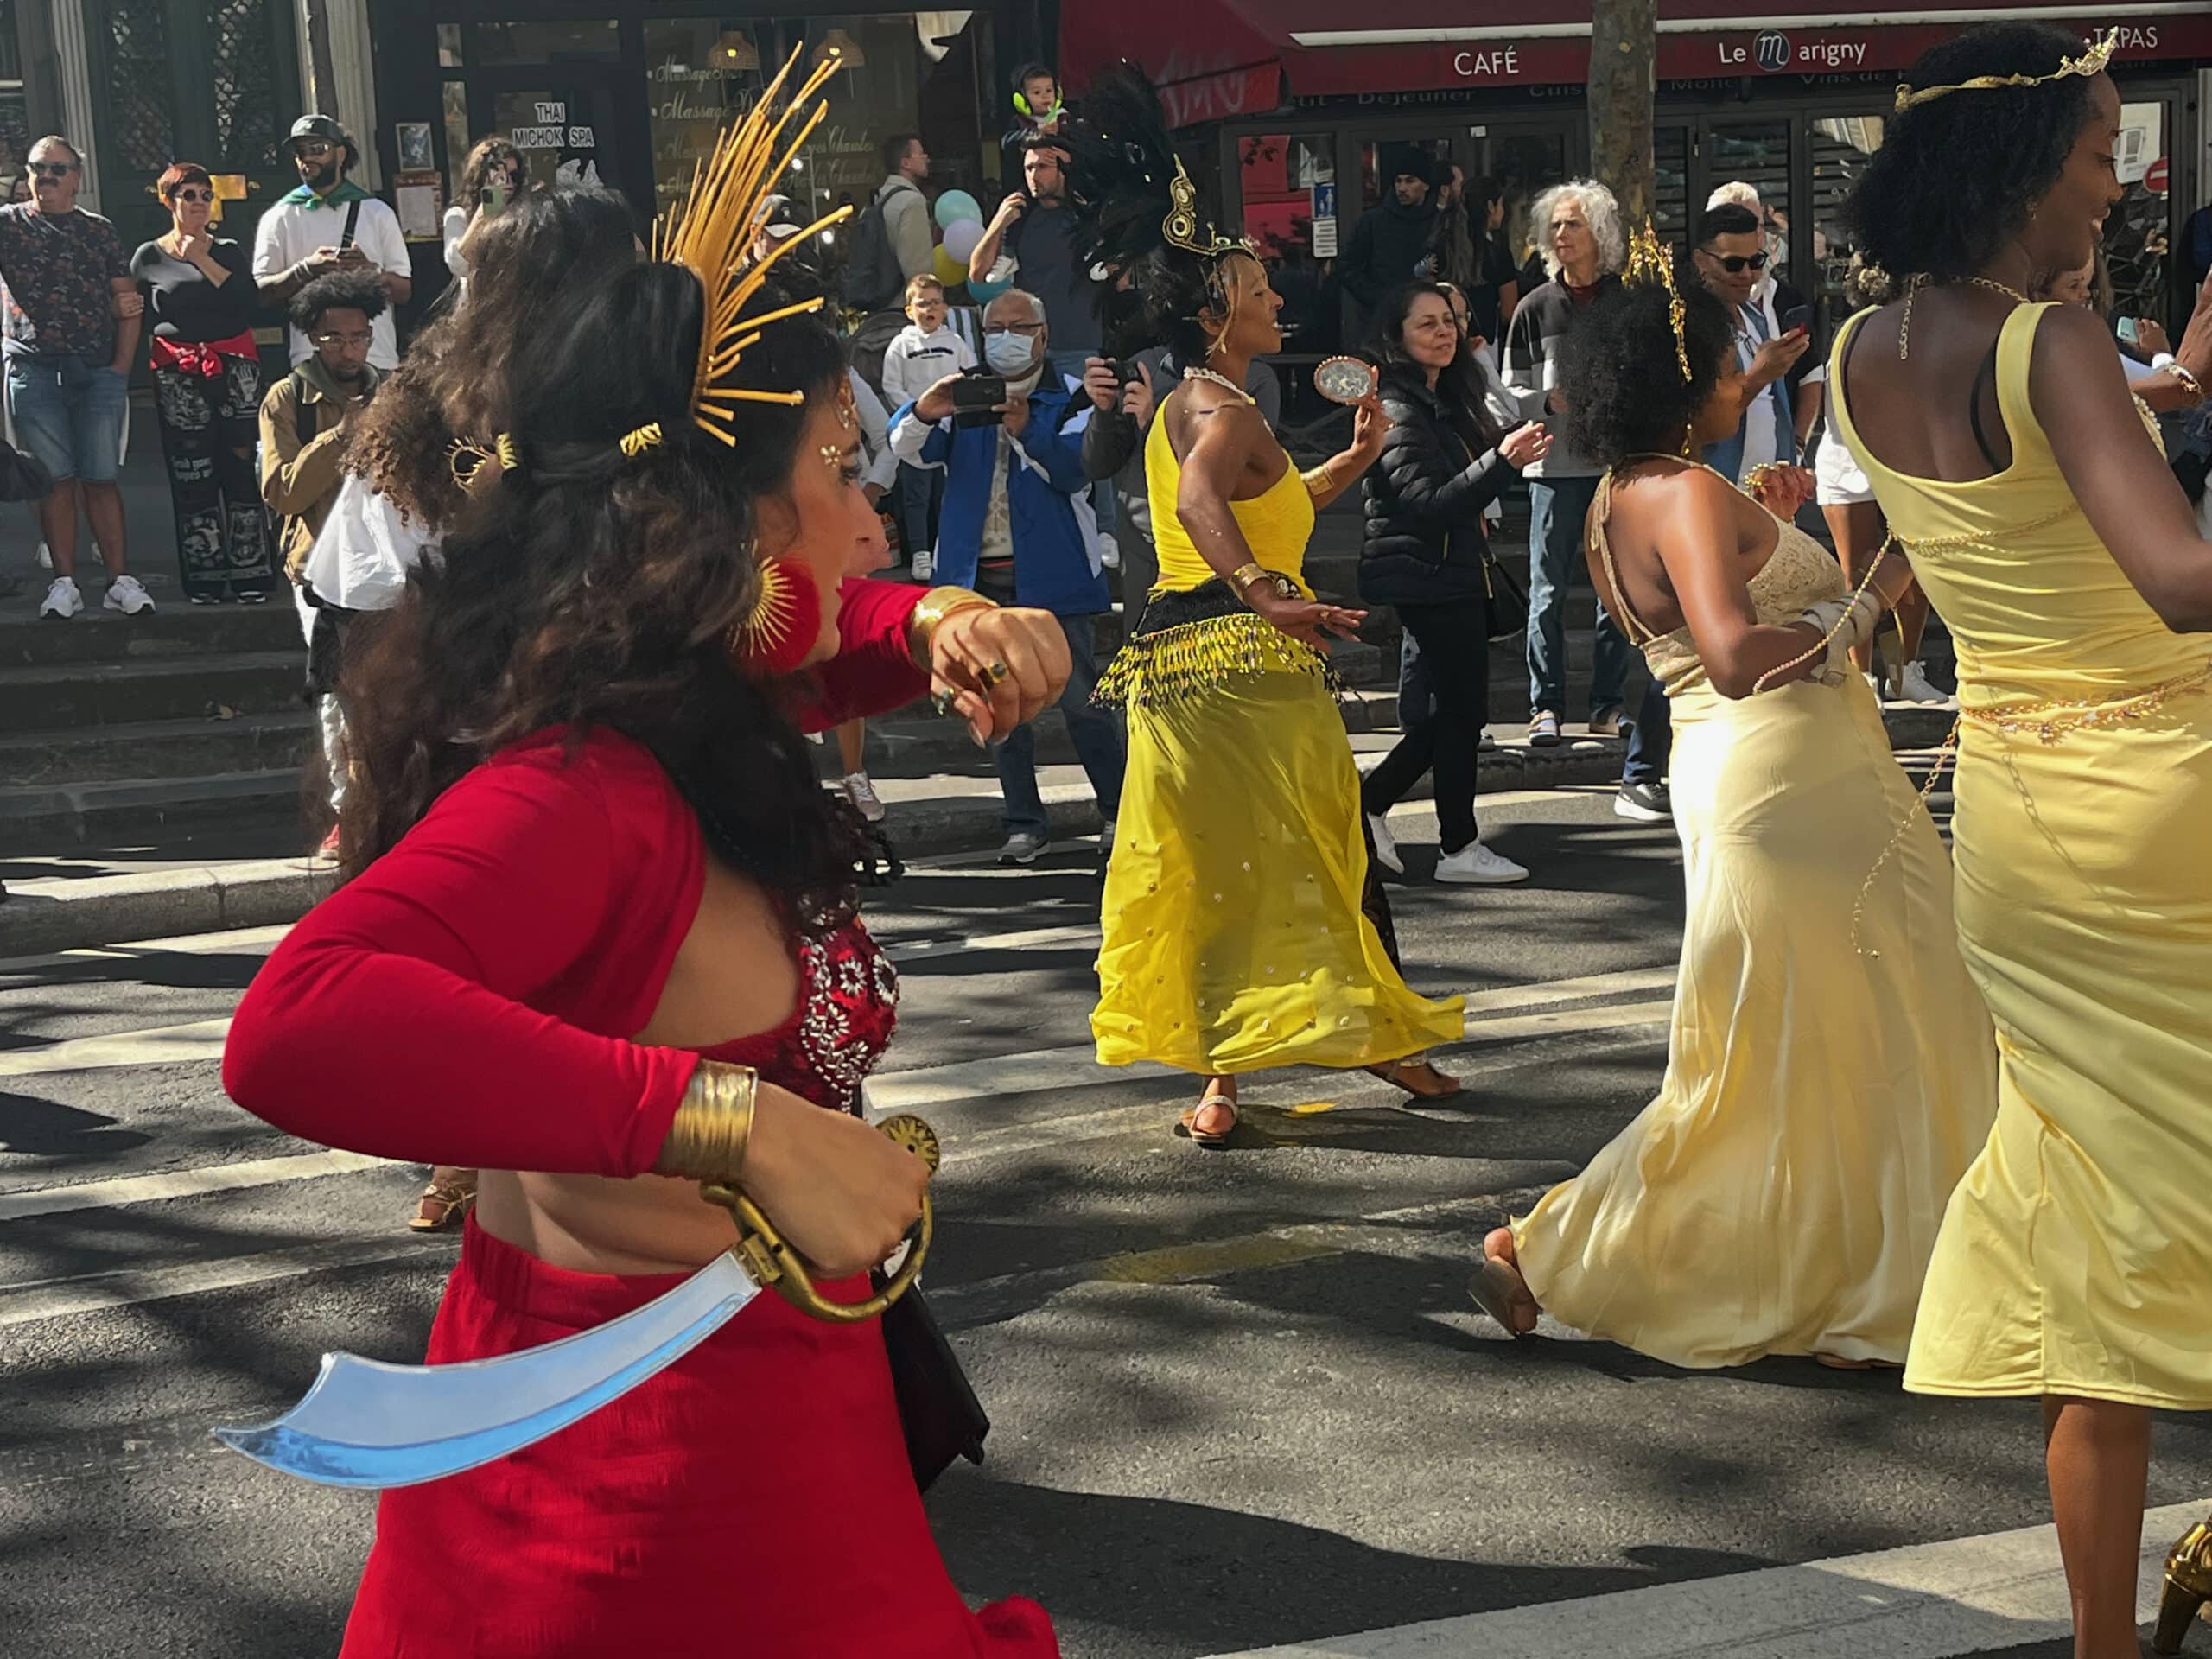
[880,274,974,579]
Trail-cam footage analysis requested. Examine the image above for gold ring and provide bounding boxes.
[983,660,1010,684]
[931,688,959,718]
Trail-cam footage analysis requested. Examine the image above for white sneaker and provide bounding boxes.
[841,772,887,823]
[1478,728,1497,753]
[1366,812,1404,875]
[911,548,934,582]
[35,542,50,569]
[37,575,82,618]
[104,574,155,615]
[1899,663,1947,703]
[1098,533,1122,571]
[1434,841,1530,885]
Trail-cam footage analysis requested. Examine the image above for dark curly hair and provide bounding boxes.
[336,258,881,927]
[1558,256,1739,469]
[1845,22,2100,283]
[346,183,639,526]
[288,268,387,334]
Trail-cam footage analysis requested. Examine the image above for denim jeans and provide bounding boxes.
[1622,676,1672,787]
[995,610,1126,838]
[7,353,128,483]
[893,461,941,570]
[1046,346,1116,540]
[1526,473,1631,718]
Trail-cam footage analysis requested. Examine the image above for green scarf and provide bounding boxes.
[280,179,372,210]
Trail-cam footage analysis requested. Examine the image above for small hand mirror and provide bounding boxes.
[1313,355,1378,405]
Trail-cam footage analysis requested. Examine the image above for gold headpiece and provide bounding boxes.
[448,432,520,490]
[1894,27,2118,113]
[652,47,854,445]
[1163,160,1252,262]
[1624,220,1692,385]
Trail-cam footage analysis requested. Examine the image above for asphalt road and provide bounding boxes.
[2,784,2205,1659]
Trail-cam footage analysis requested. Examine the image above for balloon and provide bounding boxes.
[933,189,982,230]
[941,217,984,263]
[931,244,968,287]
[966,273,1011,305]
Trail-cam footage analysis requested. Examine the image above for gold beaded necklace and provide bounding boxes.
[1897,273,2031,360]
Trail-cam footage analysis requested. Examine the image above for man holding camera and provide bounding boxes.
[889,287,1125,866]
[253,114,410,372]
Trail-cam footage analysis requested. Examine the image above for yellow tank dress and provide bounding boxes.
[1090,412,1463,1075]
[1829,302,2212,1408]
[1509,467,1999,1368]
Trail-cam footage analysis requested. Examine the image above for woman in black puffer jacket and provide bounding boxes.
[1359,282,1551,884]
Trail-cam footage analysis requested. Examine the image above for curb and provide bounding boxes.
[0,745,1628,957]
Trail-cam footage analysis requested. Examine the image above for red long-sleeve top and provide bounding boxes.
[221,578,928,1173]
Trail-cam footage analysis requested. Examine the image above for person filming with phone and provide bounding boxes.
[1693,202,1811,491]
[888,287,1126,867]
[442,137,523,290]
[252,114,411,372]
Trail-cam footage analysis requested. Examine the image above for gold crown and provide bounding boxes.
[1624,220,1692,385]
[652,47,854,446]
[1895,27,2118,113]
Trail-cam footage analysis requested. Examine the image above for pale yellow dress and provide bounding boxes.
[1090,414,1463,1075]
[1831,302,2212,1408]
[1510,467,1999,1368]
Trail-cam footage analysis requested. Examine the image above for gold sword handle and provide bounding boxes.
[700,1113,939,1325]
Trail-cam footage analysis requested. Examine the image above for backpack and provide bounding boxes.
[844,183,909,313]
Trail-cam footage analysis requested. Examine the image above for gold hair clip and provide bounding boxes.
[1895,26,2118,112]
[654,47,855,445]
[1624,220,1693,385]
[620,423,664,459]
[447,432,519,490]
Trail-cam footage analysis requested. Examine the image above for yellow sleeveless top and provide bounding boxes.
[1827,302,2211,715]
[1145,407,1315,597]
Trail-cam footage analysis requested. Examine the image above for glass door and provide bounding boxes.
[2110,92,2177,327]
[472,65,635,206]
[1235,130,1338,354]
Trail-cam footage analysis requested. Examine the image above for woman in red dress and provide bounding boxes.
[223,73,1068,1658]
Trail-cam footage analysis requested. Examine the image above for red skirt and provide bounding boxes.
[340,1221,1058,1658]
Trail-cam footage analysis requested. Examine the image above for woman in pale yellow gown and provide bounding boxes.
[1471,246,1998,1370]
[1829,23,2212,1657]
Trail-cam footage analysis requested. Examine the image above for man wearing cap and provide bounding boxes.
[253,115,410,372]
[1337,147,1438,341]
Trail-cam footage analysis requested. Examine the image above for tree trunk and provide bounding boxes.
[1589,0,1657,228]
[303,0,340,118]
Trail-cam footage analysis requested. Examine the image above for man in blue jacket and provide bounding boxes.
[890,287,1125,865]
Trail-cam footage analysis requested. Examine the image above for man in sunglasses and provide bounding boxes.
[1693,201,1808,489]
[0,135,146,617]
[251,114,410,373]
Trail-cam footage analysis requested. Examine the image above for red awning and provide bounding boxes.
[1062,2,2210,123]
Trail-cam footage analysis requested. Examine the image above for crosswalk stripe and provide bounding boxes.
[0,1236,450,1330]
[0,1150,397,1222]
[1196,1499,2209,1658]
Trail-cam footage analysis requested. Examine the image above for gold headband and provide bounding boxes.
[1895,27,2118,113]
[1624,220,1692,385]
[653,48,854,445]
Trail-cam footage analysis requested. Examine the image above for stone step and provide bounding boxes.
[0,651,304,734]
[0,769,308,847]
[0,709,315,785]
[0,603,302,667]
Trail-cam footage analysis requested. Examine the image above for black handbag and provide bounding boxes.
[878,1282,990,1491]
[1481,546,1529,642]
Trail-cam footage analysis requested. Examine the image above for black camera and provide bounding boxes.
[1108,358,1142,386]
[950,369,1007,429]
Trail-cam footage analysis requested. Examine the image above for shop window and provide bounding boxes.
[1810,114,1883,325]
[1652,125,1689,249]
[99,0,177,176]
[437,23,464,70]
[442,79,470,192]
[0,0,26,187]
[467,20,620,67]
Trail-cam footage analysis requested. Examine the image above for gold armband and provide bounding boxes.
[1229,562,1271,595]
[654,1060,759,1182]
[1301,461,1338,499]
[906,585,998,667]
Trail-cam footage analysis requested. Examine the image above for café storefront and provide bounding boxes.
[1064,3,2211,350]
[369,3,1038,241]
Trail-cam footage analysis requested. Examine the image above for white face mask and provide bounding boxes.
[984,331,1038,375]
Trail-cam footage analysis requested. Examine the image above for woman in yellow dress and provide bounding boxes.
[1072,67,1464,1142]
[1829,23,2212,1656]
[1470,241,1998,1368]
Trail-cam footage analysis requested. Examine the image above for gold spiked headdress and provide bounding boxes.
[1624,219,1692,385]
[651,47,854,445]
[1894,27,2118,114]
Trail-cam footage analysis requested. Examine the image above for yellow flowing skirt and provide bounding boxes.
[1512,672,1999,1368]
[1092,620,1462,1076]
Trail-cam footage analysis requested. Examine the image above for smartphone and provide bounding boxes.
[1781,303,1815,341]
[480,181,507,217]
[949,369,1008,429]
[2118,315,2139,345]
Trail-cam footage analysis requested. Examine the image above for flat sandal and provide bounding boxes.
[1176,1092,1238,1148]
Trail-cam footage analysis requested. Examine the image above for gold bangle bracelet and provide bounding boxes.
[2170,362,2206,404]
[1228,561,1270,594]
[907,585,998,667]
[1301,461,1338,499]
[654,1060,759,1181]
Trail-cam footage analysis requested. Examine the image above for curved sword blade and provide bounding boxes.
[211,1252,759,1488]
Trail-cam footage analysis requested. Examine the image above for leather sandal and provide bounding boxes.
[410,1174,478,1233]
[1176,1092,1238,1148]
[1367,1052,1463,1099]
